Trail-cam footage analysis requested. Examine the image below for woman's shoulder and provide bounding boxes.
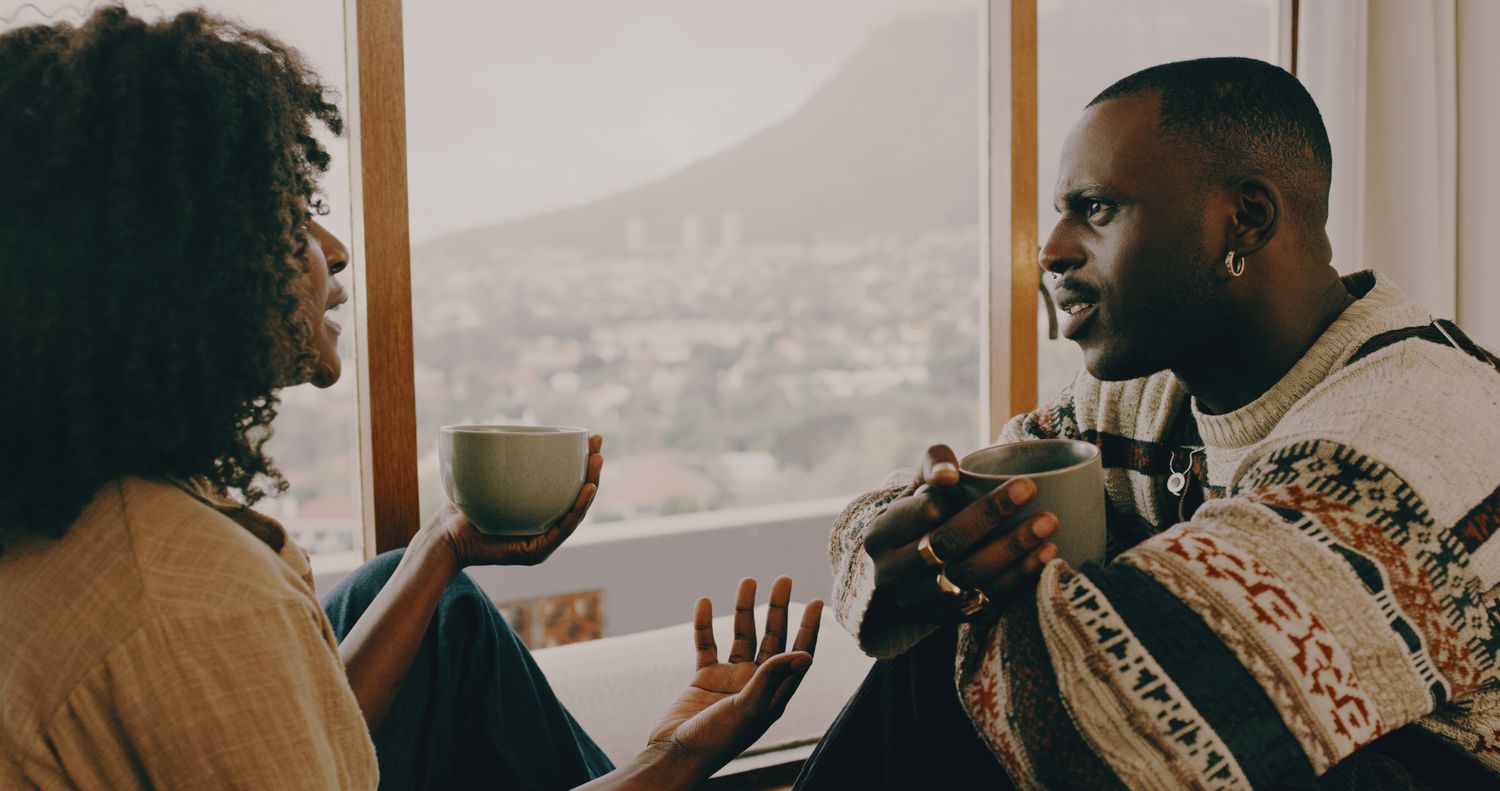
[114,477,316,610]
[0,478,320,748]
[0,480,316,660]
[0,478,315,655]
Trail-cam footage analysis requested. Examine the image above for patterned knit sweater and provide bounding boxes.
[829,272,1500,788]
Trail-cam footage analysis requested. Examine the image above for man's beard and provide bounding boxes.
[1082,239,1225,382]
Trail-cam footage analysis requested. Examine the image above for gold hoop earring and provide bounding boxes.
[1224,250,1245,278]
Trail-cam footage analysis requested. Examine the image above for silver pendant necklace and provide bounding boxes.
[1167,447,1204,496]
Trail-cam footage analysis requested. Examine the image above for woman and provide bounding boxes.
[0,8,820,789]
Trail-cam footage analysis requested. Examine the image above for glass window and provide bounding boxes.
[404,1,982,529]
[1035,0,1280,402]
[1,1,366,570]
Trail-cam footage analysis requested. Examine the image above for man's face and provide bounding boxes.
[1042,94,1230,381]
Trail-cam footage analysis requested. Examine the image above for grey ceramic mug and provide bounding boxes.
[439,425,588,536]
[956,439,1106,567]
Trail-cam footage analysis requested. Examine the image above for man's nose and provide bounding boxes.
[1039,222,1083,275]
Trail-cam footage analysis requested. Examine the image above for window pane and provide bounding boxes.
[1,1,365,569]
[404,1,981,639]
[1036,0,1278,402]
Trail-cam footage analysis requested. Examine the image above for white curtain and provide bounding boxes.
[1298,0,1500,349]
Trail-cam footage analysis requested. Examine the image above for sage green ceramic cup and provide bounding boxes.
[956,439,1106,567]
[439,425,588,536]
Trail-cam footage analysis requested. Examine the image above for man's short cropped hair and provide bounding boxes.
[1089,57,1333,239]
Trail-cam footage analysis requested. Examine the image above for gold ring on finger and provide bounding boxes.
[958,587,992,619]
[917,532,944,568]
[936,566,963,598]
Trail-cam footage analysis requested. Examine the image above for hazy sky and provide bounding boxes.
[4,0,1272,245]
[3,0,973,242]
[401,0,972,242]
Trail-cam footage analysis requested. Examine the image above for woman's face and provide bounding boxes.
[293,218,349,388]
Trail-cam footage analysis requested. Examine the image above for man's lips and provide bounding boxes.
[1060,304,1095,338]
[1053,284,1099,340]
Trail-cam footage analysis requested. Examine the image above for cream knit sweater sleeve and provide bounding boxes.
[955,339,1500,789]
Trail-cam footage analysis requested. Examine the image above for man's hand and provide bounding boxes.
[645,577,822,775]
[864,444,1058,629]
[427,434,604,569]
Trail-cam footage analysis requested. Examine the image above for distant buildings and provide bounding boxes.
[623,210,746,252]
[397,226,982,526]
[680,213,703,251]
[625,215,649,251]
[720,211,743,248]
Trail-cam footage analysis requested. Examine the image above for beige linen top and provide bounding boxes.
[0,477,378,789]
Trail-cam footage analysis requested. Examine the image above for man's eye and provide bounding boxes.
[1086,199,1109,217]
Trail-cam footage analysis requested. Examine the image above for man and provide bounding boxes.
[796,57,1500,789]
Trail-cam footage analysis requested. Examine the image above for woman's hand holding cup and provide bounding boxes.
[428,433,603,569]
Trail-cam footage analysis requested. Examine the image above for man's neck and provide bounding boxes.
[1174,273,1355,416]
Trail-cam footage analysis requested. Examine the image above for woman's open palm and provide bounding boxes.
[647,577,822,766]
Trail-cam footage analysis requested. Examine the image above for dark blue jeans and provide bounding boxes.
[321,550,614,791]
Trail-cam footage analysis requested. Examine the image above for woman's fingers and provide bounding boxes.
[695,577,816,669]
[755,576,793,663]
[693,597,717,670]
[738,651,813,720]
[762,651,814,720]
[583,436,603,491]
[586,450,603,488]
[543,482,595,545]
[728,578,758,663]
[543,445,604,543]
[792,599,822,655]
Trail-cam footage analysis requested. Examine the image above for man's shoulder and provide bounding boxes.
[1253,333,1500,529]
[1286,327,1500,438]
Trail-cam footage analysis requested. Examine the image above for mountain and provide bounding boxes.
[418,12,978,256]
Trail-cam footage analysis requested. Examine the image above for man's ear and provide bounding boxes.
[1230,176,1281,255]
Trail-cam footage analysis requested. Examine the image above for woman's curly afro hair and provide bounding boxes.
[0,7,343,542]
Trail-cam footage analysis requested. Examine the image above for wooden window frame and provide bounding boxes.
[349,0,1037,554]
[981,0,1037,444]
[1280,0,1301,76]
[349,0,1298,554]
[347,0,419,555]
